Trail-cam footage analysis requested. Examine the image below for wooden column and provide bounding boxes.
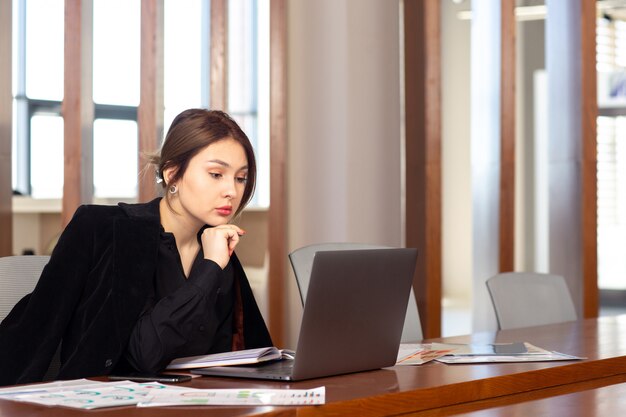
[499,0,516,272]
[62,0,94,227]
[210,0,228,111]
[580,0,598,318]
[268,0,287,347]
[546,0,597,318]
[404,0,442,338]
[137,0,164,203]
[0,0,12,255]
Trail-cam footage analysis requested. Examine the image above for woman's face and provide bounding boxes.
[171,138,248,228]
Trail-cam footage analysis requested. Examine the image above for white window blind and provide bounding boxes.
[597,17,626,290]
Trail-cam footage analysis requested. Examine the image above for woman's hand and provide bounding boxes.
[200,225,246,269]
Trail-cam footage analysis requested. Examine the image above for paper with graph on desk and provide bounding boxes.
[431,342,584,364]
[395,342,584,365]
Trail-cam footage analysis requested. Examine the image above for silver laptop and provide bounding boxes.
[192,248,418,381]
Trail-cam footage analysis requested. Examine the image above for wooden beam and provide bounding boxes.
[0,0,12,255]
[546,0,595,317]
[210,0,228,110]
[580,0,598,318]
[62,0,94,227]
[268,0,287,347]
[499,0,516,272]
[403,0,442,338]
[137,0,164,203]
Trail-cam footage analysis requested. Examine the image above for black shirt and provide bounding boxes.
[121,226,236,374]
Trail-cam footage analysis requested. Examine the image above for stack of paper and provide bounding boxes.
[431,342,584,364]
[395,342,584,365]
[0,380,325,409]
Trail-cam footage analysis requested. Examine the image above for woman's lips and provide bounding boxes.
[216,206,232,216]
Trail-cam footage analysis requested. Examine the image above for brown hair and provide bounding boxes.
[148,109,256,217]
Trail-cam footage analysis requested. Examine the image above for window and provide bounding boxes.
[597,17,626,290]
[93,119,138,198]
[92,0,140,199]
[93,0,140,107]
[228,0,269,207]
[12,0,140,199]
[12,0,269,207]
[164,0,204,129]
[29,114,63,198]
[12,0,65,196]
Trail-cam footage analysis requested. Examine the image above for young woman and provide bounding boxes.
[0,109,272,386]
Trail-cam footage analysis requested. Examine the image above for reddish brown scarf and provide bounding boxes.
[231,277,245,350]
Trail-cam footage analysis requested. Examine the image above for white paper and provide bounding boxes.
[425,341,583,364]
[436,351,584,364]
[4,379,325,409]
[9,381,187,409]
[0,379,104,398]
[137,386,326,407]
[396,343,456,365]
[430,342,550,356]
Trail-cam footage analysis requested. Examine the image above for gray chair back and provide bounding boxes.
[0,255,50,321]
[289,243,423,342]
[486,272,578,330]
[0,255,60,380]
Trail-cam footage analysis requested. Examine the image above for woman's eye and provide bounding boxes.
[209,172,222,179]
[236,176,248,184]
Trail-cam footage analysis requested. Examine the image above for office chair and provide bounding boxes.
[289,243,423,342]
[0,255,61,381]
[486,272,578,330]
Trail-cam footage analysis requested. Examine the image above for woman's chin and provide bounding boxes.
[205,216,232,226]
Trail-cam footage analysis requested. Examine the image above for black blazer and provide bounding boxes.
[0,198,272,386]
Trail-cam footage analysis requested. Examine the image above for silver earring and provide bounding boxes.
[169,185,178,194]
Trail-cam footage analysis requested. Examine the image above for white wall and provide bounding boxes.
[517,16,546,272]
[441,0,472,312]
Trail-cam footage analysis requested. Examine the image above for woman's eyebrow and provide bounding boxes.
[205,159,248,170]
[206,159,229,167]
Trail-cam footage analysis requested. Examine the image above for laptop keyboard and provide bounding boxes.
[257,359,295,375]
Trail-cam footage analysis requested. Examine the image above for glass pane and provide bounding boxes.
[25,0,64,100]
[163,0,203,131]
[597,16,626,291]
[93,119,138,198]
[93,0,140,105]
[231,113,264,206]
[228,0,256,113]
[254,0,269,208]
[30,115,64,198]
[11,101,17,192]
[598,116,626,290]
[228,0,269,208]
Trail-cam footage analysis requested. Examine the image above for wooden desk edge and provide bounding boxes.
[291,356,626,417]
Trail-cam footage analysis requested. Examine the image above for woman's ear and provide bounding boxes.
[162,166,177,186]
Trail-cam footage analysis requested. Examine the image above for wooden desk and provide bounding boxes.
[1,316,625,416]
[438,381,626,417]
